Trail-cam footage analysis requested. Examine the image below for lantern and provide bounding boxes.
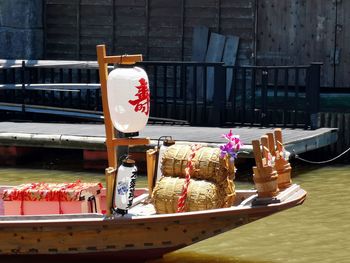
[114,158,137,215]
[107,65,150,133]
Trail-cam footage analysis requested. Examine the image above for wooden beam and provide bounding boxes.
[105,167,116,216]
[96,44,117,169]
[112,138,150,147]
[146,148,157,194]
[104,55,143,65]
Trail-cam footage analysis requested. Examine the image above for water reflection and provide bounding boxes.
[0,164,349,263]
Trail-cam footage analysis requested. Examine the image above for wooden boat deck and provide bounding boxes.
[0,121,337,158]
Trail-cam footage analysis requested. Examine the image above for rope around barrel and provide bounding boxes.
[177,144,202,213]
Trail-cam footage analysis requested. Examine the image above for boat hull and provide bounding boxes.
[0,185,306,260]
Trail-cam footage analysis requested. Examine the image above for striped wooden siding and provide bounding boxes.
[182,0,220,60]
[148,0,184,61]
[44,0,255,64]
[45,0,80,59]
[255,0,350,89]
[113,0,148,58]
[220,0,256,65]
[80,0,114,60]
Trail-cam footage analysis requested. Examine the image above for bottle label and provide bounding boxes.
[117,181,128,195]
[127,169,137,208]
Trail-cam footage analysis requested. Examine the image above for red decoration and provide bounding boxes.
[3,181,103,202]
[128,78,150,115]
[177,144,202,213]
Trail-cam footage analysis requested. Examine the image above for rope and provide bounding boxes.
[177,144,201,213]
[294,146,350,164]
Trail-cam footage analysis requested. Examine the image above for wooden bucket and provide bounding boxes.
[277,165,292,190]
[253,174,279,198]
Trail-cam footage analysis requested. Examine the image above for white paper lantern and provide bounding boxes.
[107,66,150,133]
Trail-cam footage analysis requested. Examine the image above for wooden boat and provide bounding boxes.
[0,45,307,261]
[0,184,306,261]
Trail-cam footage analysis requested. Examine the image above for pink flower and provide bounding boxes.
[220,130,242,163]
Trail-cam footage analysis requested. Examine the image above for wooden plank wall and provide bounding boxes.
[148,0,183,60]
[334,1,350,88]
[256,0,337,88]
[45,0,81,59]
[44,0,256,65]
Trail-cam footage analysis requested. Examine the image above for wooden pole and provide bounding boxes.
[97,45,117,216]
[97,45,117,169]
[146,149,157,194]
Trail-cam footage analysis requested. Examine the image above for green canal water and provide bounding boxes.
[0,163,349,263]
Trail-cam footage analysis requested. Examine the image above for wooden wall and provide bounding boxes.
[44,0,350,87]
[44,0,256,65]
[256,0,350,88]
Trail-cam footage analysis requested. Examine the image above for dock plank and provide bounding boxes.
[0,122,338,158]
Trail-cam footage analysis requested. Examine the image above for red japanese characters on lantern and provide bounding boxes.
[128,78,150,115]
[107,66,150,133]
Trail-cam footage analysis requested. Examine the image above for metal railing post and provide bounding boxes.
[261,69,268,127]
[307,62,322,130]
[212,63,226,126]
[21,60,26,114]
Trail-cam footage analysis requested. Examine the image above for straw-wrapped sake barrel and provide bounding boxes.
[161,145,234,184]
[152,176,235,214]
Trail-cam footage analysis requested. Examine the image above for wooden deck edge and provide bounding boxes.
[284,128,338,155]
[0,128,338,158]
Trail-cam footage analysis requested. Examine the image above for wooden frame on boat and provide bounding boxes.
[96,45,150,216]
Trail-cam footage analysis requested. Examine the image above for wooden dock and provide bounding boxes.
[0,122,337,158]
